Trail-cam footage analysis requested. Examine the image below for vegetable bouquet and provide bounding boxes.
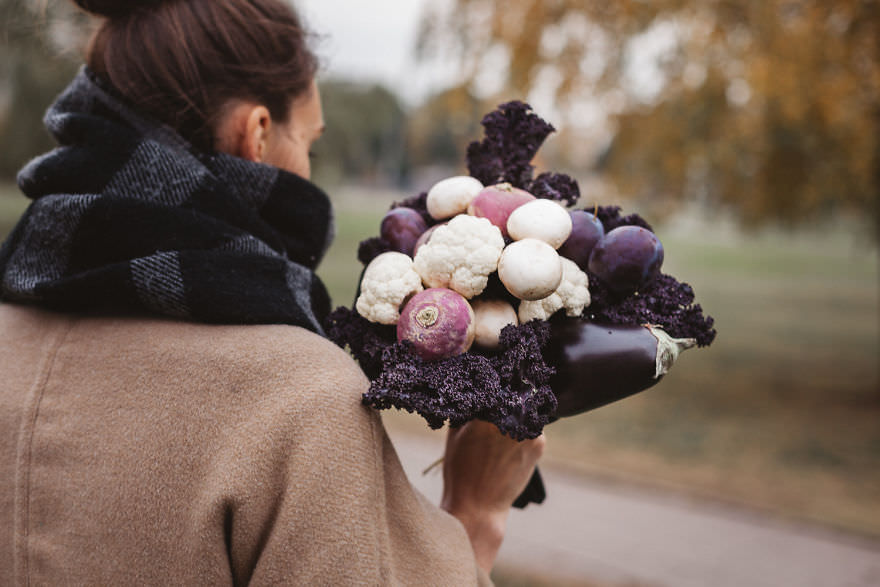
[325,101,716,442]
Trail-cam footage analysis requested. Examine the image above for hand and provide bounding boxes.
[440,420,545,573]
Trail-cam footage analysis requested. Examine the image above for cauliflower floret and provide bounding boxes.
[517,294,563,324]
[412,215,504,299]
[356,252,424,324]
[518,257,590,322]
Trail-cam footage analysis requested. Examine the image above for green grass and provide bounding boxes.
[3,181,879,539]
[0,183,28,238]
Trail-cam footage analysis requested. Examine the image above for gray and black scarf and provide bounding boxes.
[0,68,333,334]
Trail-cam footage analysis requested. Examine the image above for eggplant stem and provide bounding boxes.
[644,324,696,379]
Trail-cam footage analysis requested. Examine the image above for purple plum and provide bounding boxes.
[558,209,605,270]
[588,225,664,295]
[380,207,428,257]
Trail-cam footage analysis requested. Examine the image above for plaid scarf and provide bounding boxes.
[0,69,333,334]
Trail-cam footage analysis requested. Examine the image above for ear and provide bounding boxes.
[241,105,272,162]
[214,102,272,162]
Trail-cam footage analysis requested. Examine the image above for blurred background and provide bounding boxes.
[2,1,878,585]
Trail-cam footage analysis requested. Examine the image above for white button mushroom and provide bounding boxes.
[426,176,484,220]
[471,299,518,349]
[506,199,573,249]
[497,238,563,301]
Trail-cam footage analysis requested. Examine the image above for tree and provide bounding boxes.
[313,80,409,188]
[0,0,81,179]
[420,0,880,235]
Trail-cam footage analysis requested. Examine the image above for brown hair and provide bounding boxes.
[74,0,318,150]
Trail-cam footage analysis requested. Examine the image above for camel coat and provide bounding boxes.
[0,304,490,585]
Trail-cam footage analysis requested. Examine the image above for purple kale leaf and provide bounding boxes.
[466,101,555,189]
[324,306,396,378]
[595,205,654,233]
[490,320,558,439]
[586,272,717,347]
[527,172,580,207]
[357,237,393,266]
[364,343,504,430]
[361,320,557,440]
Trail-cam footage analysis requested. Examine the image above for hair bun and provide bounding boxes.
[73,0,166,18]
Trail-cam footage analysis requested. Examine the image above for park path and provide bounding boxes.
[386,428,880,587]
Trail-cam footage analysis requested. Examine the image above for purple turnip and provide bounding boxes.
[544,318,695,417]
[467,183,535,238]
[397,288,476,361]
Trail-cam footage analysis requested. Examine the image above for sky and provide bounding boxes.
[292,1,672,127]
[295,0,457,106]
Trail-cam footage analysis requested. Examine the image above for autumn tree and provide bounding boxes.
[420,0,880,235]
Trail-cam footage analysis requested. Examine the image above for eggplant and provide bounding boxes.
[546,317,696,418]
[514,317,695,509]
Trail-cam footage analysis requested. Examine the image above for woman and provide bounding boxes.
[0,0,543,584]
